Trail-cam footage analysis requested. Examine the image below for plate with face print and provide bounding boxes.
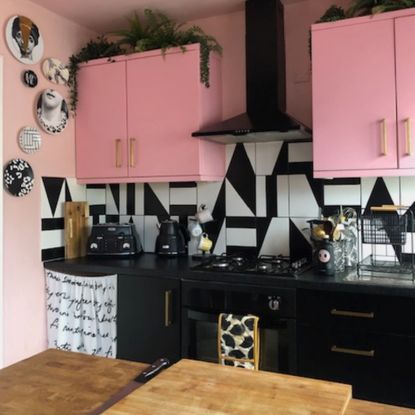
[36,89,69,135]
[42,58,70,85]
[4,159,35,197]
[18,126,42,154]
[5,15,44,64]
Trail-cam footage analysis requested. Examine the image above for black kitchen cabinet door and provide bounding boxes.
[117,274,181,364]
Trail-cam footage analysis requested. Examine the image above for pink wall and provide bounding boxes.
[284,0,350,127]
[1,0,95,366]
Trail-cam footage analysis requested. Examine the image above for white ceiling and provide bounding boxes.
[29,0,305,33]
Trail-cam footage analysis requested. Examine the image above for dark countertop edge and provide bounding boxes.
[44,255,415,298]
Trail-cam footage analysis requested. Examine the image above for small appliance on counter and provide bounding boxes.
[155,219,189,256]
[87,223,142,256]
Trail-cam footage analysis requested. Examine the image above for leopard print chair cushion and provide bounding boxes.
[218,313,260,370]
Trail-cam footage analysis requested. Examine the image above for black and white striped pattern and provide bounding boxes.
[18,126,42,154]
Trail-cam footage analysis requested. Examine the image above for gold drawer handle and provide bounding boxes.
[331,309,375,319]
[115,139,122,168]
[129,138,136,168]
[331,345,375,358]
[165,290,172,327]
[69,218,73,239]
[405,118,413,156]
[380,119,387,156]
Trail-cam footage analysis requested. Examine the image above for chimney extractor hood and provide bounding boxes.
[192,0,312,144]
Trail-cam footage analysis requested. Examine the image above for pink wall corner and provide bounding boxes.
[1,0,95,366]
[284,0,350,128]
[188,11,246,120]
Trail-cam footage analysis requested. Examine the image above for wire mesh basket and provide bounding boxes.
[361,213,407,245]
[358,206,415,281]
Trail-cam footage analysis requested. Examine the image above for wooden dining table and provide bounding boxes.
[0,349,413,415]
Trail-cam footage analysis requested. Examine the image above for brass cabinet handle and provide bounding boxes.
[115,139,122,168]
[129,138,136,168]
[330,309,375,319]
[69,218,73,239]
[405,118,413,156]
[165,290,172,327]
[331,345,375,358]
[380,119,387,156]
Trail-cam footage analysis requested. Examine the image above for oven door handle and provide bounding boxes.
[185,309,220,323]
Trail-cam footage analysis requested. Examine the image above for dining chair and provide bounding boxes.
[218,313,260,370]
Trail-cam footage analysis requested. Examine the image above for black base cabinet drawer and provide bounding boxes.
[117,274,181,364]
[297,289,415,336]
[297,325,415,408]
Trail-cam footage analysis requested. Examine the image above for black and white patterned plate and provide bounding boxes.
[4,159,35,197]
[18,126,42,154]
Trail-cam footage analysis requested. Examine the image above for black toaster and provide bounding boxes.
[87,223,142,256]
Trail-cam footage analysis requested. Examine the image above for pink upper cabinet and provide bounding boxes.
[76,60,128,179]
[76,44,224,183]
[312,8,415,178]
[395,14,415,169]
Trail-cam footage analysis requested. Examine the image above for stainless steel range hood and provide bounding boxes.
[192,0,312,144]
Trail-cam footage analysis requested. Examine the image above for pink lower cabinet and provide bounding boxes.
[312,8,415,178]
[76,44,224,183]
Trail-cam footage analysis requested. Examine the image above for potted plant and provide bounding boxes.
[68,9,222,113]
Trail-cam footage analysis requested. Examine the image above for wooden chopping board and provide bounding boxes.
[104,359,352,415]
[64,202,89,259]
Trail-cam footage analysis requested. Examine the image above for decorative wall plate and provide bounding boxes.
[42,58,69,85]
[18,126,42,153]
[4,159,35,197]
[22,70,38,87]
[36,89,69,135]
[5,15,44,64]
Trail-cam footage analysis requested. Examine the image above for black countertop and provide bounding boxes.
[44,254,415,298]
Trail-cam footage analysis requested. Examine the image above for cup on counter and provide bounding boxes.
[198,233,213,252]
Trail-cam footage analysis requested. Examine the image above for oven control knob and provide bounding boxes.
[268,296,281,311]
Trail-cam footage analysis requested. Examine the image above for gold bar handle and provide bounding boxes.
[380,119,387,156]
[165,290,172,327]
[405,118,412,156]
[331,345,375,358]
[129,138,136,168]
[115,139,122,168]
[69,218,73,239]
[331,309,375,319]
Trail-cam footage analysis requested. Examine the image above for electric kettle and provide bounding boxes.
[155,220,189,256]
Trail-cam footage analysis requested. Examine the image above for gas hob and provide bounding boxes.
[192,254,311,277]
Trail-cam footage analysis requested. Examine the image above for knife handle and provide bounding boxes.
[134,358,170,383]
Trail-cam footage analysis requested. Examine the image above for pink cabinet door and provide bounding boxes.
[76,61,128,179]
[126,49,200,178]
[312,19,397,173]
[395,14,415,169]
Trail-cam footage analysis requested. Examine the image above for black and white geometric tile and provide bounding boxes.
[41,142,415,261]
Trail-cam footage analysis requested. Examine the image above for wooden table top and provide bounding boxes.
[0,349,413,415]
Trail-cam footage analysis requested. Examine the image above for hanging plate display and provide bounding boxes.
[36,89,69,135]
[18,126,42,154]
[4,159,35,197]
[22,70,38,88]
[42,58,69,85]
[5,15,44,64]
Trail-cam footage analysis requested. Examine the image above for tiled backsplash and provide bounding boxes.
[41,142,415,261]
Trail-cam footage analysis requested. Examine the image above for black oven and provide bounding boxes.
[181,279,297,374]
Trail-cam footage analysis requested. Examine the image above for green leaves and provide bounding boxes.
[112,9,222,87]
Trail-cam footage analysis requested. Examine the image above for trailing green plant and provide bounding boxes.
[347,0,415,16]
[113,9,222,87]
[68,36,124,112]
